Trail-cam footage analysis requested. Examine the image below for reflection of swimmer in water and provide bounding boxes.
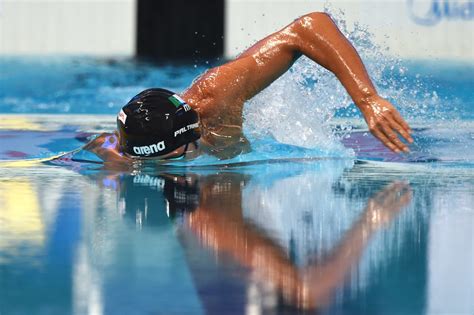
[95,172,202,224]
[100,171,411,310]
[184,178,412,310]
[85,12,413,163]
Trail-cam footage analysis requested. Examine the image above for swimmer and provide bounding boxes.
[85,12,414,163]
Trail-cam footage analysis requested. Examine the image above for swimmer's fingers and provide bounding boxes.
[380,123,410,153]
[370,127,400,153]
[387,116,414,144]
[360,96,413,153]
[391,109,412,134]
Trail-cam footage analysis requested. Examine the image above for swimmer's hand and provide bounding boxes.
[358,95,413,153]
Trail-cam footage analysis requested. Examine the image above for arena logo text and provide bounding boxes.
[133,141,166,155]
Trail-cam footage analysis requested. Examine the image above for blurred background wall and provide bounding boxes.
[0,0,473,59]
[226,0,474,60]
[0,0,136,55]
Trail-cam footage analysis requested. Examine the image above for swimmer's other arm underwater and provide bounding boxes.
[85,12,414,163]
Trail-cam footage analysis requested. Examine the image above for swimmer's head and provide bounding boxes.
[117,88,200,158]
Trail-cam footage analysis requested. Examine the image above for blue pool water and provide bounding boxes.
[0,54,473,315]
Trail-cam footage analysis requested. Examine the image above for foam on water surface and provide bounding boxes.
[0,116,473,171]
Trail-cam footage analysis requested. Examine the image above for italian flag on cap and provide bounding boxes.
[168,94,186,107]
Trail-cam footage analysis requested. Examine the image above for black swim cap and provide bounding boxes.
[117,88,200,157]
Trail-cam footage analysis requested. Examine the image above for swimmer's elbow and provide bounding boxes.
[293,12,335,34]
[302,12,334,24]
[289,11,339,54]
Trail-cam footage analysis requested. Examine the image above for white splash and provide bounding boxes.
[243,7,445,156]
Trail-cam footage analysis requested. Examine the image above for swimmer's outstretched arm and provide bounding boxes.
[184,12,413,153]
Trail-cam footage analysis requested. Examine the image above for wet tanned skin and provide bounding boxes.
[86,12,413,162]
[182,12,413,154]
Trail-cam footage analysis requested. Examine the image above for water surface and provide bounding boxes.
[1,54,473,314]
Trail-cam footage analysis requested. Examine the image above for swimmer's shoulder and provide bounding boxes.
[181,70,244,117]
[182,85,248,153]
